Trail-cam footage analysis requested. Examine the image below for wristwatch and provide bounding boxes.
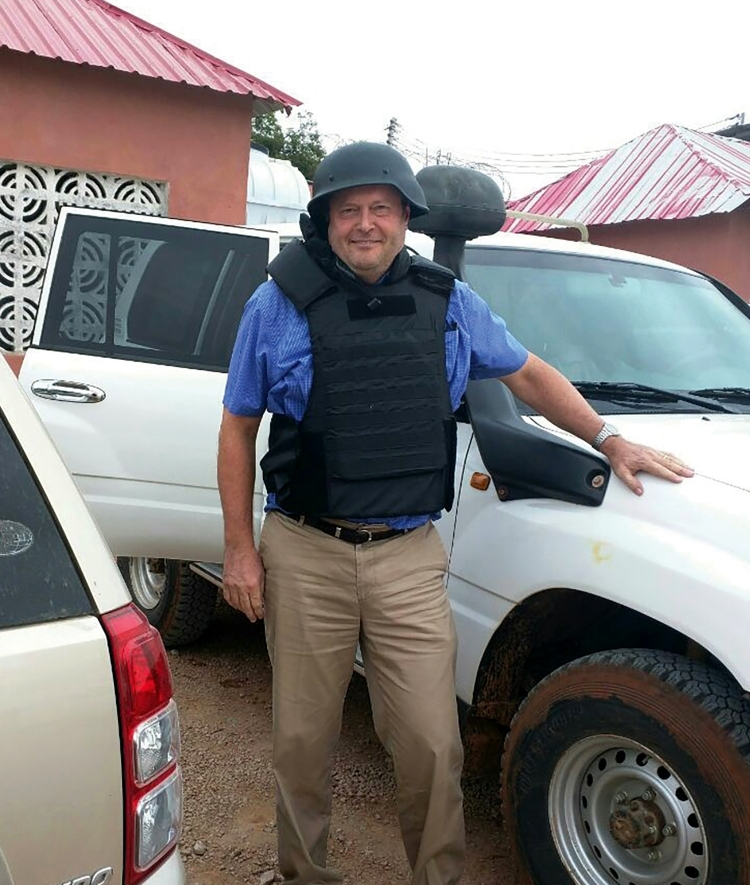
[591,422,621,451]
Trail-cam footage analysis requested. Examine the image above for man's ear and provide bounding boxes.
[403,204,411,223]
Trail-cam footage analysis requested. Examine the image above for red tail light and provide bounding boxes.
[103,603,182,884]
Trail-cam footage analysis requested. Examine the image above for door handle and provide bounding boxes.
[30,379,106,404]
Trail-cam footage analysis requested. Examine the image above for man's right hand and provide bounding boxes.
[222,545,265,622]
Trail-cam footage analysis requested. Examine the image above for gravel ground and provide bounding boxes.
[170,602,521,885]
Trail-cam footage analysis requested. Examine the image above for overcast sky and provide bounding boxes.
[116,0,749,200]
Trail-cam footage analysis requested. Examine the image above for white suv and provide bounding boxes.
[0,357,184,885]
[13,184,750,885]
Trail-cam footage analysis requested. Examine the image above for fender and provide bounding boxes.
[448,452,750,702]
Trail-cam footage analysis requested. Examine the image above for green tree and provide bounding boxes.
[252,112,284,158]
[252,111,326,181]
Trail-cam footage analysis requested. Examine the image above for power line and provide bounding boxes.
[392,119,612,164]
[319,118,609,201]
[384,120,611,189]
[695,112,745,132]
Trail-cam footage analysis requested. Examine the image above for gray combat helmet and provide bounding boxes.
[307,142,429,237]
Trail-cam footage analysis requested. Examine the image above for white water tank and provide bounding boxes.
[246,145,310,225]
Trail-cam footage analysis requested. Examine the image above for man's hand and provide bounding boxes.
[600,435,694,496]
[222,544,265,622]
[218,410,264,621]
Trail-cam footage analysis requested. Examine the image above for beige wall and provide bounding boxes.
[0,48,253,224]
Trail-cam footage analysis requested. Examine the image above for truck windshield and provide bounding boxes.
[464,246,750,394]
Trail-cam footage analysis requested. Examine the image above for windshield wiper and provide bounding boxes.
[574,382,736,413]
[688,387,750,403]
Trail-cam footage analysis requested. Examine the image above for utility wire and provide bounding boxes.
[695,112,745,132]
[390,119,612,165]
[382,117,620,201]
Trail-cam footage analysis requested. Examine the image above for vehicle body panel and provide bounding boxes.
[26,350,227,561]
[0,617,123,884]
[449,417,750,700]
[531,412,750,493]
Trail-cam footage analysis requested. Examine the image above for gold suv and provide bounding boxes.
[0,357,185,885]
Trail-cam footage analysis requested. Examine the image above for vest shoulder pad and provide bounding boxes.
[267,240,336,310]
[408,255,456,298]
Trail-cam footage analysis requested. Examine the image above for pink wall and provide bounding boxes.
[0,49,253,224]
[543,204,750,302]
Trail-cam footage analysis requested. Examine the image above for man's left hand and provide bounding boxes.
[600,436,694,496]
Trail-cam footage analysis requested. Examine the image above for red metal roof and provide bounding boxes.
[0,0,300,113]
[505,124,750,233]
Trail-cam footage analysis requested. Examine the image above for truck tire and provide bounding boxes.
[500,649,750,885]
[118,557,217,648]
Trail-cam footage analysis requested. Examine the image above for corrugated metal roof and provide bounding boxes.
[504,124,750,233]
[0,0,300,113]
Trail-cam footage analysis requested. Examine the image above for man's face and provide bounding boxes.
[327,185,410,284]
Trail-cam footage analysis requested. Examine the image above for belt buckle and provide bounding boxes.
[355,527,373,544]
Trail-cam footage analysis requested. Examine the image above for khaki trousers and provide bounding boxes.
[261,511,465,885]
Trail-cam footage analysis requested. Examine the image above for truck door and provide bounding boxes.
[20,208,277,562]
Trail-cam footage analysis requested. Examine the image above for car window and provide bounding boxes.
[40,214,271,371]
[465,247,750,391]
[0,414,92,629]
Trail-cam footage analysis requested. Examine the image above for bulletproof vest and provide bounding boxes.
[260,239,457,518]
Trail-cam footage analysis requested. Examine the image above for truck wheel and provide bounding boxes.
[501,649,750,885]
[118,557,217,648]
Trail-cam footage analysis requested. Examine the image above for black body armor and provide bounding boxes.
[260,240,457,518]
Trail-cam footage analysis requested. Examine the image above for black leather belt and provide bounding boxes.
[287,513,409,545]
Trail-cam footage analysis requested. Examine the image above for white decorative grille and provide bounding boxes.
[0,161,167,352]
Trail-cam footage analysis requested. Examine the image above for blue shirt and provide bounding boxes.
[224,277,529,528]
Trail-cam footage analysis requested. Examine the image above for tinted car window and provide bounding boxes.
[41,214,270,371]
[0,415,91,629]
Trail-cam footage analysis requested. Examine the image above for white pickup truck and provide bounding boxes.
[13,171,750,885]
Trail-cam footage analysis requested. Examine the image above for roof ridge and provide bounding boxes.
[507,150,610,211]
[671,122,750,195]
[83,0,299,106]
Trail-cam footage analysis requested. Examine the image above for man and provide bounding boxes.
[217,142,692,885]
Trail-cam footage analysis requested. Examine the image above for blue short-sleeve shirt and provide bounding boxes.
[224,277,528,528]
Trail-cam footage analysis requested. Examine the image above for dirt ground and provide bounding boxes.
[171,602,520,885]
